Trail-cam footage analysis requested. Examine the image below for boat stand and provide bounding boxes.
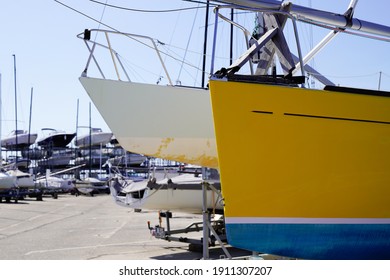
[201,181,232,260]
[147,175,231,259]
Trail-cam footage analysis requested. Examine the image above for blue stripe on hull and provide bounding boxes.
[226,223,390,259]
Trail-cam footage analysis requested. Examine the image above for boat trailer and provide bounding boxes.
[0,187,43,203]
[147,181,232,259]
[148,210,226,253]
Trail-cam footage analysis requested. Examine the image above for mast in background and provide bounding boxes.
[27,87,33,165]
[201,0,210,88]
[12,55,18,156]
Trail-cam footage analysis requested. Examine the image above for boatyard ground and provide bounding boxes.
[0,193,249,260]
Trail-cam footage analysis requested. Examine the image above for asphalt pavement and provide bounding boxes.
[0,193,249,260]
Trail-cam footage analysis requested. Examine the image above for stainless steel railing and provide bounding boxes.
[77,29,174,85]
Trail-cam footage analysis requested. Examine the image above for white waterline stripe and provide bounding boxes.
[225,217,390,224]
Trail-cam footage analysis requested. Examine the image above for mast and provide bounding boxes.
[201,0,210,88]
[27,87,33,164]
[89,102,92,178]
[75,99,79,145]
[75,98,79,163]
[230,8,234,65]
[12,55,18,165]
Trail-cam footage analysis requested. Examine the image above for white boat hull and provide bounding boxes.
[36,177,75,192]
[75,132,113,148]
[37,129,76,148]
[15,177,35,188]
[79,77,217,168]
[6,170,35,189]
[1,132,38,149]
[110,174,223,214]
[107,153,147,167]
[0,174,17,190]
[38,155,73,167]
[75,177,109,194]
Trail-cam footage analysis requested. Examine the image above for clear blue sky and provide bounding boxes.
[0,0,389,141]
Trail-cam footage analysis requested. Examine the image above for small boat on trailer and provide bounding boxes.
[110,170,222,214]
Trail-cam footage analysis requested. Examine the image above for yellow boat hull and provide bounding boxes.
[209,79,390,259]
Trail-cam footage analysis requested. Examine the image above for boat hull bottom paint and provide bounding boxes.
[225,222,390,260]
[115,136,216,167]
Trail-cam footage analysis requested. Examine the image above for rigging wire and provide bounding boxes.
[94,0,108,42]
[89,0,214,86]
[89,0,212,13]
[309,71,382,79]
[55,0,120,33]
[176,2,201,85]
[156,2,188,85]
[55,1,390,88]
[382,72,390,79]
[96,0,107,29]
[54,0,206,81]
[308,71,390,90]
